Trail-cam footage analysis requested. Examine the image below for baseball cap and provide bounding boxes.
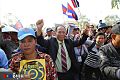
[46,28,53,32]
[18,28,36,40]
[98,23,107,30]
[111,23,120,34]
[73,27,79,30]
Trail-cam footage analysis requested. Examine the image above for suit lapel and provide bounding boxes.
[53,38,59,52]
[64,39,71,57]
[50,38,59,61]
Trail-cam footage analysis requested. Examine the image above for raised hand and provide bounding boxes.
[81,28,89,36]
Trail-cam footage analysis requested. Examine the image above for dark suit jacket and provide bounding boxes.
[99,42,120,80]
[37,34,88,73]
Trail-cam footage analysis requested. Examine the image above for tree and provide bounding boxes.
[78,15,90,29]
[111,0,120,9]
[3,13,18,26]
[104,15,120,26]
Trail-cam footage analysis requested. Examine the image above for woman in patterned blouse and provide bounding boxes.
[9,28,57,80]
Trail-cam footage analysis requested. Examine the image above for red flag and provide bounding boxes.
[14,20,23,30]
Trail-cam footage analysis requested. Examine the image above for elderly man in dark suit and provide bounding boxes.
[36,19,89,80]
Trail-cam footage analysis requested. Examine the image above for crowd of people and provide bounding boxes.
[0,19,120,80]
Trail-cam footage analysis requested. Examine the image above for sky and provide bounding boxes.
[0,0,120,28]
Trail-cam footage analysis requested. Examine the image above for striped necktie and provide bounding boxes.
[60,43,67,72]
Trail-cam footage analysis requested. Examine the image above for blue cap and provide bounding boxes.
[98,23,107,30]
[18,28,36,40]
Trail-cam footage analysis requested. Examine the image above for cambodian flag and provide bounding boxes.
[67,3,78,20]
[62,4,67,15]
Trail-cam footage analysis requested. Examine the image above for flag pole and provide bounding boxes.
[62,4,66,24]
[74,0,81,29]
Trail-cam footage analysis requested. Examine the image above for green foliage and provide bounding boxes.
[104,15,120,25]
[111,0,120,9]
[78,15,90,29]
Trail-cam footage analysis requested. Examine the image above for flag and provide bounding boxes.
[72,13,78,20]
[71,0,79,8]
[14,20,23,30]
[62,4,67,15]
[67,23,77,37]
[67,3,78,20]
